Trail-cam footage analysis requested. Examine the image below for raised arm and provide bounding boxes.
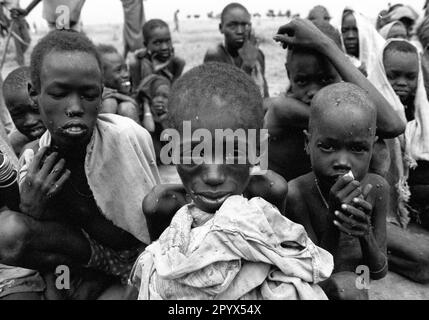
[274,19,405,139]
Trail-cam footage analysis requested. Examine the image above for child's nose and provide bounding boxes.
[333,151,352,170]
[65,95,84,117]
[202,165,226,186]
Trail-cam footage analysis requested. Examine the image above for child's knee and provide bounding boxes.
[0,210,30,264]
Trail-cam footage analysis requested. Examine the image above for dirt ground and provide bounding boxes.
[1,18,428,300]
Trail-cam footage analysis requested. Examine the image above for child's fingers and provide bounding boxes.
[45,158,66,185]
[335,180,360,202]
[352,197,372,215]
[362,184,373,200]
[39,152,59,177]
[330,175,354,194]
[47,169,70,198]
[28,146,49,173]
[333,220,365,237]
[340,204,368,222]
[273,34,294,48]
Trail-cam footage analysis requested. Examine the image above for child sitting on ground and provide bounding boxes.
[96,44,139,123]
[3,67,46,155]
[130,63,334,300]
[129,19,185,91]
[0,30,161,300]
[136,74,171,163]
[368,39,429,283]
[285,83,389,299]
[265,19,404,182]
[204,3,269,97]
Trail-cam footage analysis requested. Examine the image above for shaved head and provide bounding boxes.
[309,82,376,136]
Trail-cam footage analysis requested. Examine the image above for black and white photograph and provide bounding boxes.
[0,0,428,305]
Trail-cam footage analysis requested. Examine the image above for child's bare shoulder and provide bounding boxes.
[286,173,314,214]
[245,170,288,212]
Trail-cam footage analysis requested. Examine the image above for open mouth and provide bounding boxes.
[61,122,88,138]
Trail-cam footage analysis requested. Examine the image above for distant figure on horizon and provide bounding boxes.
[174,9,179,32]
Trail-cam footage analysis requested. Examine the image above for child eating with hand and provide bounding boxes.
[285,83,389,299]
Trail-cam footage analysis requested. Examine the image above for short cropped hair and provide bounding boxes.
[143,19,169,43]
[220,2,250,23]
[384,40,417,59]
[30,30,102,92]
[3,66,30,95]
[309,82,376,133]
[167,62,263,131]
[96,44,119,56]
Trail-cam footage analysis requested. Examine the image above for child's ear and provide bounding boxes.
[285,63,290,78]
[219,23,224,34]
[373,135,379,147]
[303,129,311,155]
[27,82,39,111]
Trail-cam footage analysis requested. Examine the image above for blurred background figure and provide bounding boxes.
[307,5,331,24]
[174,9,179,32]
[121,0,146,58]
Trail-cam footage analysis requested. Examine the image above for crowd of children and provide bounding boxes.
[0,1,429,300]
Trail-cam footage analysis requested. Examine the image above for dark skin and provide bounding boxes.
[286,104,388,282]
[4,88,46,141]
[13,51,140,274]
[342,13,359,58]
[383,49,418,122]
[265,19,405,182]
[99,51,138,122]
[219,7,260,75]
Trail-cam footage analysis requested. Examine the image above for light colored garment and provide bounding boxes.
[18,113,161,244]
[42,0,85,24]
[336,7,386,75]
[368,38,429,226]
[379,21,401,39]
[131,195,333,300]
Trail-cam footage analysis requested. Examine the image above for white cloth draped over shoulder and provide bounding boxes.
[131,195,333,300]
[368,38,429,226]
[335,7,386,75]
[18,113,161,244]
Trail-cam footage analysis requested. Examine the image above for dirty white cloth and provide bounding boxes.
[131,195,333,300]
[18,113,161,244]
[368,38,429,226]
[336,7,386,75]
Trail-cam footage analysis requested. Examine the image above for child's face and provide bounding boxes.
[287,52,340,105]
[308,8,330,24]
[383,50,418,106]
[307,108,375,189]
[146,26,172,62]
[6,89,46,140]
[342,13,359,57]
[387,24,407,39]
[176,104,252,213]
[151,84,169,117]
[36,50,102,151]
[220,7,251,51]
[101,52,130,94]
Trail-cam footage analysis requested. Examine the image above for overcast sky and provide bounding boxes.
[20,0,426,26]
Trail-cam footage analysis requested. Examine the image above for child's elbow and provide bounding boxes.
[379,119,406,139]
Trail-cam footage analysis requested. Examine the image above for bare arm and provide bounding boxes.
[358,175,388,280]
[274,19,405,139]
[264,95,309,134]
[101,98,118,114]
